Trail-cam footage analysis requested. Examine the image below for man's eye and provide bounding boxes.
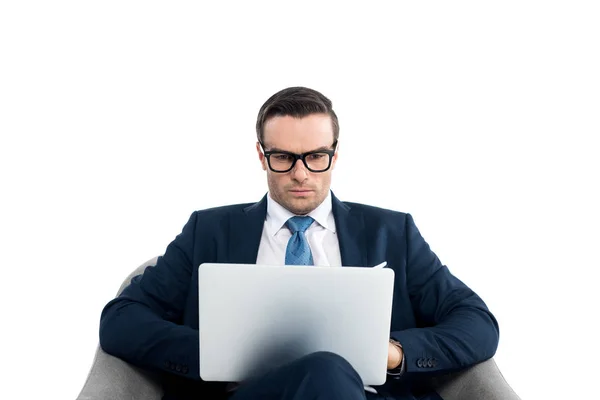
[308,153,326,160]
[273,154,292,161]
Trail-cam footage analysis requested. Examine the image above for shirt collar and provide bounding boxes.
[266,191,336,236]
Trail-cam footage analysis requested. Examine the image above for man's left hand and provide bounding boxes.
[387,341,403,370]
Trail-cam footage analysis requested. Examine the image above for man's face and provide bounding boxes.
[257,113,338,215]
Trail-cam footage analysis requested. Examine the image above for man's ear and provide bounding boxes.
[331,141,339,170]
[256,142,267,171]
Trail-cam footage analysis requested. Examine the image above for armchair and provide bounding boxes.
[77,257,520,400]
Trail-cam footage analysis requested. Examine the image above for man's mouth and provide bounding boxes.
[289,189,313,195]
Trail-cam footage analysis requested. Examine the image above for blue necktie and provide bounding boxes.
[285,216,314,265]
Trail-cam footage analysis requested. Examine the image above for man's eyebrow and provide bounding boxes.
[267,145,333,153]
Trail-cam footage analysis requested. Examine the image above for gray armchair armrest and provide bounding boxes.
[432,358,521,400]
[76,346,162,400]
[77,257,163,400]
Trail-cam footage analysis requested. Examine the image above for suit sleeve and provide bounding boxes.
[99,211,201,380]
[390,214,499,377]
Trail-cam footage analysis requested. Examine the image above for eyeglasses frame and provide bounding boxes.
[259,140,338,173]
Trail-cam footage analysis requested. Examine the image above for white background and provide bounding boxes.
[1,1,598,399]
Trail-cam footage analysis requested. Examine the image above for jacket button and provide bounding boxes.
[182,366,189,374]
[164,361,171,368]
[427,359,433,367]
[176,365,182,372]
[417,359,423,367]
[432,359,438,367]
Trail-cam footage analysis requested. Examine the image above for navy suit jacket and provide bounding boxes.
[100,193,499,399]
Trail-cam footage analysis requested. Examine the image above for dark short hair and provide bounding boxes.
[256,87,339,144]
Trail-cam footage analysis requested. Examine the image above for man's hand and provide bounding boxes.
[387,341,403,370]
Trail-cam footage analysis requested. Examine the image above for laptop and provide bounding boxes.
[198,263,395,386]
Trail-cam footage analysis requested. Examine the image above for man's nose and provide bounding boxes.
[290,159,309,181]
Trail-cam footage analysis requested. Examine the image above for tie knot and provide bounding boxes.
[286,216,314,233]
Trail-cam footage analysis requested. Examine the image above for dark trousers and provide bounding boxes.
[229,351,370,400]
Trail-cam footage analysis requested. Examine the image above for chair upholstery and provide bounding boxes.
[77,257,162,400]
[77,257,520,400]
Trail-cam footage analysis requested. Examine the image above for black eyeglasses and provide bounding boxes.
[260,141,338,173]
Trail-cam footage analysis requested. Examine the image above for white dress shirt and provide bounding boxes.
[255,191,342,267]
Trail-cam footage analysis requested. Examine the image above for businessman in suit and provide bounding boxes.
[99,87,499,400]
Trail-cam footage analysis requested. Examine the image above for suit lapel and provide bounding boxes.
[331,192,368,267]
[226,192,368,267]
[227,194,267,264]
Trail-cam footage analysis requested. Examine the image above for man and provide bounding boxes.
[100,87,499,400]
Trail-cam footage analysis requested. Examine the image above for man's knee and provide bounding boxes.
[288,352,365,399]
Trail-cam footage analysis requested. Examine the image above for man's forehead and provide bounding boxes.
[262,114,334,151]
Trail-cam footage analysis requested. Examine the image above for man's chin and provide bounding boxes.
[284,196,316,215]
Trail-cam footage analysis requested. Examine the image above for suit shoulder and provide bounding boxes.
[341,201,418,237]
[343,201,409,220]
